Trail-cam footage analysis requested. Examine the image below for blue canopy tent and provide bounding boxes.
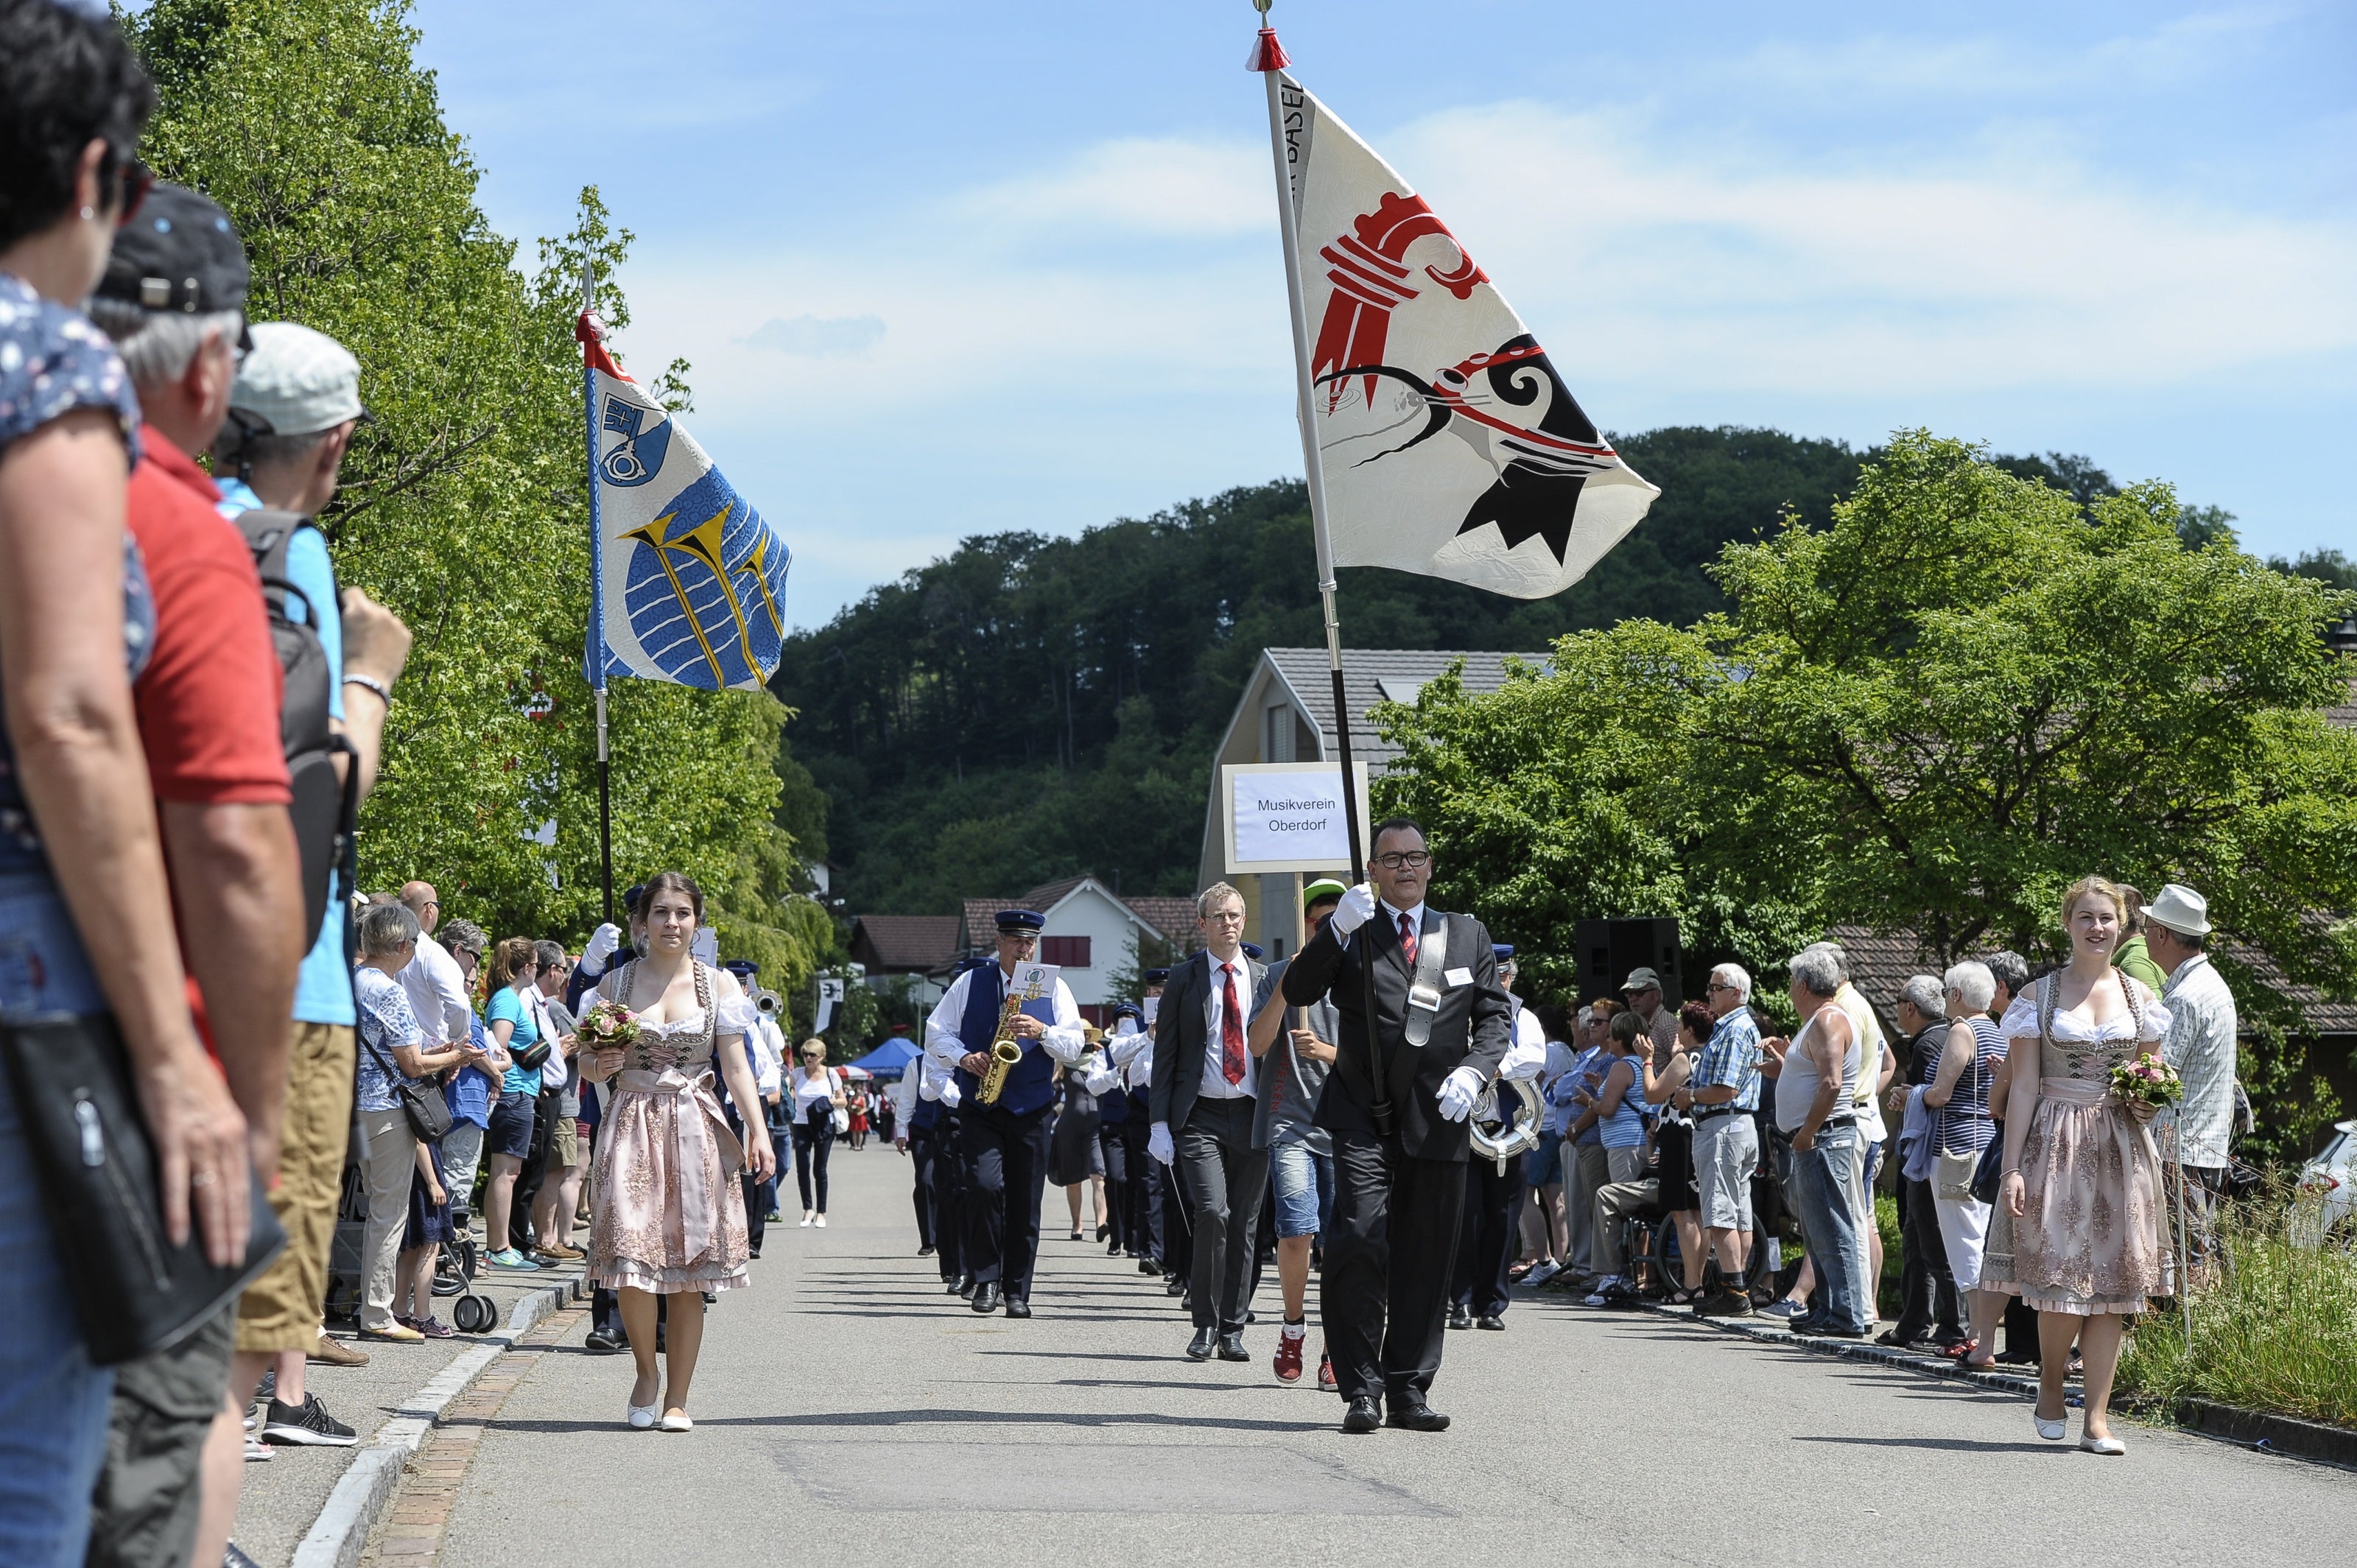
[846,1036,921,1079]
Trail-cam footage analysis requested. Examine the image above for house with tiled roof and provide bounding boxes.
[1198,647,1548,958]
[955,876,1194,1019]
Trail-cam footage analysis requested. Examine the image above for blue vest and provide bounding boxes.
[909,1081,941,1133]
[951,964,1057,1117]
[1097,1078,1130,1123]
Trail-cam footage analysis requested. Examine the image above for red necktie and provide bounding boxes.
[1399,911,1418,966]
[1221,963,1246,1086]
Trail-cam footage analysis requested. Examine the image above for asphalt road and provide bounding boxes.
[416,1143,2348,1567]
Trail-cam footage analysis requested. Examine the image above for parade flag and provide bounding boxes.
[1260,41,1657,599]
[579,316,790,691]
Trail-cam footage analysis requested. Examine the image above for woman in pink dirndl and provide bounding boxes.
[577,871,776,1432]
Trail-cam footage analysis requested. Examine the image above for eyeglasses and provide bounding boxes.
[1708,981,1736,993]
[1371,851,1431,871]
[113,156,152,228]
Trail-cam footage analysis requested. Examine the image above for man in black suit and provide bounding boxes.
[1282,817,1513,1434]
[1151,884,1270,1363]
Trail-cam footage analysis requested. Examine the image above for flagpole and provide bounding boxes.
[1254,2,1394,1133]
[580,259,615,927]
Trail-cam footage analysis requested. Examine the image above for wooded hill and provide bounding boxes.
[768,426,2339,918]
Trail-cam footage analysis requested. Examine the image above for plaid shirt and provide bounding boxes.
[1694,1007,1762,1111]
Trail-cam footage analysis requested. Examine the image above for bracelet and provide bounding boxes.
[342,673,392,703]
[2002,1168,2020,1177]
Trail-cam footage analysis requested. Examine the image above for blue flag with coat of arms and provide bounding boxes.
[580,316,790,691]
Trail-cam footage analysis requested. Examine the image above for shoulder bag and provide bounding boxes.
[1933,1026,1984,1201]
[360,1024,454,1143]
[1,1013,286,1365]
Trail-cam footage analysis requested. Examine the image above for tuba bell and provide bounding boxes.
[1468,1074,1542,1175]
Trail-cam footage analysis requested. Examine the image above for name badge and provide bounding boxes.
[1444,967,1474,988]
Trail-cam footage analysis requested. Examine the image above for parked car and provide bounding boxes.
[2290,1119,2357,1248]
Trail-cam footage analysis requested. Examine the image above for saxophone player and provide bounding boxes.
[922,910,1086,1317]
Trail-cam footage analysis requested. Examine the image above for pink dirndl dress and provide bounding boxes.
[586,960,756,1294]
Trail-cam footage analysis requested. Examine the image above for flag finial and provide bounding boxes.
[1246,0,1290,72]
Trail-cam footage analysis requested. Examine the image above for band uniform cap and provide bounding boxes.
[1494,943,1515,960]
[2144,883,2212,937]
[1240,942,1264,961]
[721,959,759,979]
[231,320,365,436]
[1142,968,1170,986]
[621,883,648,915]
[1621,966,1662,991]
[1302,878,1349,910]
[1113,1002,1145,1024]
[96,183,249,317]
[994,909,1046,935]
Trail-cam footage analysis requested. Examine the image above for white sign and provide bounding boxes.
[1223,762,1373,875]
[1008,962,1061,1011]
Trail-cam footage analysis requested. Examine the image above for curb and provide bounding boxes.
[1634,1296,2357,1472]
[287,1282,575,1568]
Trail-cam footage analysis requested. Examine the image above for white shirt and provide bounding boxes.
[397,932,474,1048]
[921,963,1086,1073]
[892,1058,922,1123]
[526,983,568,1091]
[751,1016,786,1096]
[1497,1006,1548,1080]
[1377,899,1428,951]
[1195,952,1257,1101]
[2157,952,2238,1167]
[790,1064,838,1114]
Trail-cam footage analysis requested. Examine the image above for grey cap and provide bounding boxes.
[231,321,364,436]
[1620,966,1662,992]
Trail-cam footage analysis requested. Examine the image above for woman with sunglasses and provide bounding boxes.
[0,5,253,1558]
[787,1038,847,1227]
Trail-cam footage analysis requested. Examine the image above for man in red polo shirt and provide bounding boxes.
[87,183,305,1568]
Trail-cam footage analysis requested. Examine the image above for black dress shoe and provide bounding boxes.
[1386,1398,1451,1432]
[583,1326,623,1354]
[1138,1259,1161,1275]
[1217,1332,1249,1362]
[1341,1396,1381,1434]
[1165,1273,1187,1297]
[1107,1238,1123,1256]
[1476,1314,1505,1331]
[1004,1298,1031,1319]
[1185,1326,1217,1361]
[918,1244,935,1256]
[970,1282,1002,1315]
[747,1242,762,1259]
[1244,1310,1257,1325]
[956,1275,977,1298]
[1096,1223,1110,1241]
[1447,1307,1473,1331]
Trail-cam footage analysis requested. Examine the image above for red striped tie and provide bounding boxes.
[1399,911,1418,966]
[1220,964,1246,1086]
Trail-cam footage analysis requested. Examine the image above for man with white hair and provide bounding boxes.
[2143,884,2238,1274]
[1767,946,1869,1337]
[1688,963,1763,1317]
[1882,974,1963,1350]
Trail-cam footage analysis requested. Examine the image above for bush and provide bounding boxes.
[2119,1183,2357,1430]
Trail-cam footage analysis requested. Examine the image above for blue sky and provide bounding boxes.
[410,0,2356,629]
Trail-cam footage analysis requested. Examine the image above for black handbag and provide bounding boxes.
[360,1029,453,1142]
[1967,1135,2006,1206]
[0,1013,285,1366]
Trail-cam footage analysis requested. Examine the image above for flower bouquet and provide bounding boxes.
[2108,1055,2182,1118]
[579,998,641,1051]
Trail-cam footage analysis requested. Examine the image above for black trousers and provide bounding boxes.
[960,1103,1051,1298]
[507,1088,559,1251]
[1324,1131,1467,1405]
[1154,1154,1192,1277]
[1123,1112,1159,1260]
[936,1110,970,1282]
[723,1101,765,1254]
[908,1123,938,1252]
[1451,1147,1528,1318]
[1173,1097,1269,1332]
[1097,1119,1131,1253]
[1890,1174,1961,1343]
[793,1107,836,1213]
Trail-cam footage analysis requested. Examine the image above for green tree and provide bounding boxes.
[1375,432,2357,1152]
[127,0,814,991]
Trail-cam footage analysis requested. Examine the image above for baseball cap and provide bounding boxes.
[1302,878,1348,910]
[231,320,365,436]
[1621,966,1662,992]
[96,183,248,317]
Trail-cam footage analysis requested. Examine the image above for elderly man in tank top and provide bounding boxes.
[1761,946,1870,1337]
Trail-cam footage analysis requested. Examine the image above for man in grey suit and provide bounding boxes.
[1150,883,1270,1363]
[1282,817,1513,1434]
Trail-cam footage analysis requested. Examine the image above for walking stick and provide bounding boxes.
[2173,1119,2192,1344]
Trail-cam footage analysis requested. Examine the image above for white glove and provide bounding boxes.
[1328,882,1378,938]
[1436,1065,1486,1123]
[1149,1122,1176,1166]
[580,922,622,975]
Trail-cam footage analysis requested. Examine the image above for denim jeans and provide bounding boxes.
[0,1056,115,1565]
[1789,1120,1869,1333]
[1268,1131,1333,1241]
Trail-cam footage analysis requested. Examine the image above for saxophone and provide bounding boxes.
[977,975,1028,1105]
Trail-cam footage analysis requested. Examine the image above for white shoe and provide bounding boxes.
[2079,1433,2126,1456]
[1524,1261,1559,1287]
[659,1412,693,1432]
[814,1214,827,1228]
[243,1433,273,1463]
[628,1399,658,1430]
[2033,1409,2068,1442]
[799,1214,814,1228]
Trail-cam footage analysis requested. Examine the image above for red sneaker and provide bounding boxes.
[1317,1350,1336,1391]
[1273,1332,1304,1385]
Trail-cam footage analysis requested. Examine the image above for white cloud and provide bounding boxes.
[740,314,887,356]
[950,136,1268,239]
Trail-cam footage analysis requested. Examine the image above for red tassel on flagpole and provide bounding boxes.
[1246,25,1290,72]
